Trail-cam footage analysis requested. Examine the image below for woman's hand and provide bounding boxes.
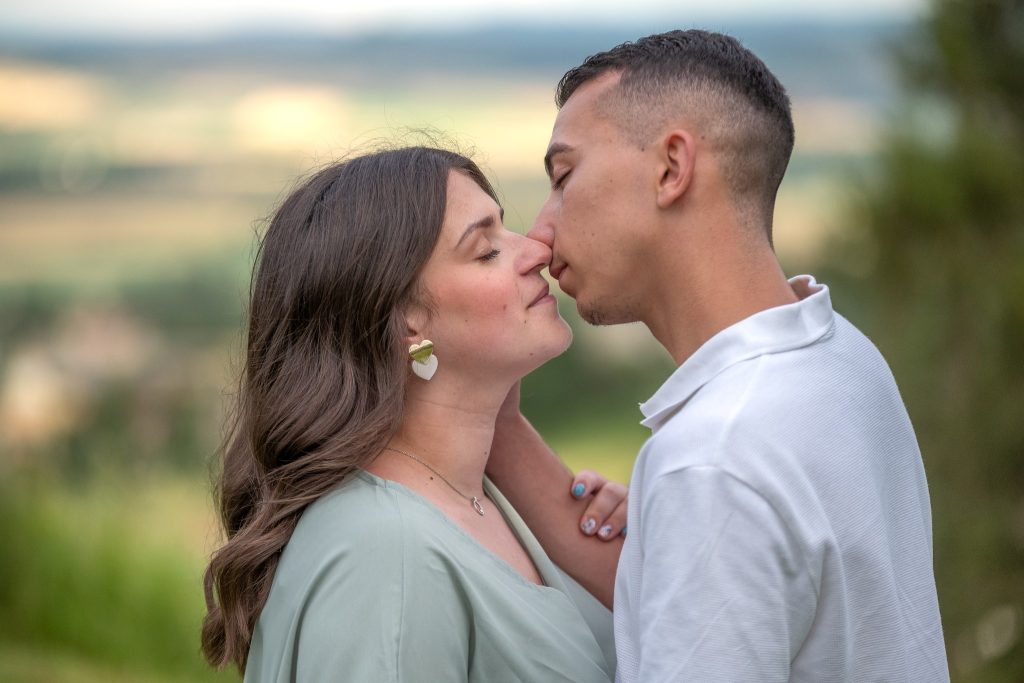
[571,471,628,541]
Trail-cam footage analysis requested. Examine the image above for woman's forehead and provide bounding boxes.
[442,173,502,240]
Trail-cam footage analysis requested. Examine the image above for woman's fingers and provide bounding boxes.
[570,470,607,500]
[571,470,628,541]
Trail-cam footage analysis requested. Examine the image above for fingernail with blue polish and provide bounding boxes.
[582,518,597,535]
[620,525,628,537]
[598,524,613,538]
[572,482,585,498]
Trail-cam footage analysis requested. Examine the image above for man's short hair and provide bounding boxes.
[557,30,795,240]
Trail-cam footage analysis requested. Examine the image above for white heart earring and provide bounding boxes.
[408,340,438,381]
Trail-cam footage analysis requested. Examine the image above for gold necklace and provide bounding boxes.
[384,446,486,516]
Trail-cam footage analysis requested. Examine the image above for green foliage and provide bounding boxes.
[823,1,1024,679]
[116,262,250,347]
[0,283,73,361]
[522,322,672,439]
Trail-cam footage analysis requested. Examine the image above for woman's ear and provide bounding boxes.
[656,129,696,209]
[404,302,439,380]
[403,302,431,348]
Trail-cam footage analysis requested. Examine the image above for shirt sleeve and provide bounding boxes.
[635,465,816,682]
[291,517,473,683]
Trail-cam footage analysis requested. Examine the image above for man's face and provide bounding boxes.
[528,72,656,326]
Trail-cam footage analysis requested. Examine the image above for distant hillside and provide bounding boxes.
[1,21,907,108]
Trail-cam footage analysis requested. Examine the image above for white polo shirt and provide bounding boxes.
[614,275,948,682]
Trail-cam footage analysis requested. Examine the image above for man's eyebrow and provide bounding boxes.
[544,142,574,180]
[455,208,504,249]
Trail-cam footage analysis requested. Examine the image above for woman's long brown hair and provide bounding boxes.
[201,146,498,672]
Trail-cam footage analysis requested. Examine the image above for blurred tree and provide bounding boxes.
[825,1,1024,680]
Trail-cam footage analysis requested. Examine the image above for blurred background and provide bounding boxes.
[0,0,1021,680]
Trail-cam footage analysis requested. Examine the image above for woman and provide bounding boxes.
[201,146,624,681]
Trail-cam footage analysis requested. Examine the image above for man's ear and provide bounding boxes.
[656,129,696,209]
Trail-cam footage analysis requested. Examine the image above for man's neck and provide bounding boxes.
[644,246,798,366]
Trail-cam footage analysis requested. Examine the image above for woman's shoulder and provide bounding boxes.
[277,469,478,590]
[287,470,436,559]
[267,470,465,616]
[250,472,477,682]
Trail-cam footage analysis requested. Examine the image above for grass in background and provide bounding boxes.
[0,473,235,683]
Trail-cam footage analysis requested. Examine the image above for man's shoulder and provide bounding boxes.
[637,307,912,468]
[638,327,911,484]
[717,311,900,412]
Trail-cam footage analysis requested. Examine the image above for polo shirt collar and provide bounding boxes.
[639,275,836,431]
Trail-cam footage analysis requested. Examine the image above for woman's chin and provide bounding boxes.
[555,324,573,356]
[522,327,574,375]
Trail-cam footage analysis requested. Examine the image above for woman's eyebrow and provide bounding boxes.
[455,208,504,249]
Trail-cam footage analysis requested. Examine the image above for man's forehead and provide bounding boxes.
[555,72,621,126]
[549,71,623,146]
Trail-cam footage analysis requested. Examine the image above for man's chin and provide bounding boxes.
[577,301,612,327]
[577,299,638,327]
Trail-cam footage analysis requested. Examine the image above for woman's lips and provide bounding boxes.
[529,285,553,307]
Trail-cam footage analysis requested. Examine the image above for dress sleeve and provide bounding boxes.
[634,465,816,682]
[291,512,473,683]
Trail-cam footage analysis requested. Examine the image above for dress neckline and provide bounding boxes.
[353,469,567,594]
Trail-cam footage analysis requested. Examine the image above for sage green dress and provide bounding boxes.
[244,470,615,682]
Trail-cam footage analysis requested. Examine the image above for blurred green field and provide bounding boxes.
[0,474,234,683]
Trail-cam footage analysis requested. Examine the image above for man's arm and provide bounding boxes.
[487,410,622,608]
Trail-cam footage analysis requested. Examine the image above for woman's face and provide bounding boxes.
[412,170,572,381]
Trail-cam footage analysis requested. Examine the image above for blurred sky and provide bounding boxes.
[4,0,926,39]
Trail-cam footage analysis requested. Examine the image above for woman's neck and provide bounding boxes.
[383,378,511,498]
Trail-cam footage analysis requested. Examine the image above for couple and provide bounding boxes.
[202,30,948,681]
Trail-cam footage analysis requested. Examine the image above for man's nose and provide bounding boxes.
[527,213,555,248]
[513,230,553,274]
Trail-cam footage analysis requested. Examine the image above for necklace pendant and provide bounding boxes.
[471,496,485,516]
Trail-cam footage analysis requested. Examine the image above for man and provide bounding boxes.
[486,29,948,681]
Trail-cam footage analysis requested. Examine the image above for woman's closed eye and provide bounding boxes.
[552,170,571,190]
[478,248,501,262]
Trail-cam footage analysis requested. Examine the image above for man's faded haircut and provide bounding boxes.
[556,30,795,241]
